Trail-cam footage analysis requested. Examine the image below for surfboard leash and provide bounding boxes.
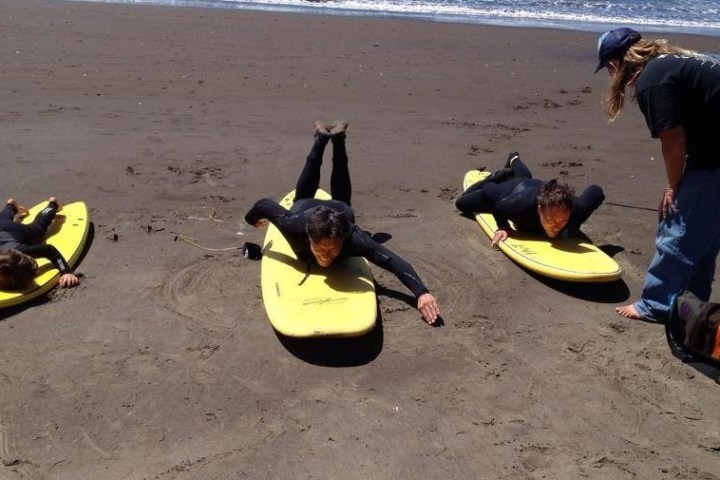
[176,207,245,253]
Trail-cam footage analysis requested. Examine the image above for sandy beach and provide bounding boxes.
[1,1,719,479]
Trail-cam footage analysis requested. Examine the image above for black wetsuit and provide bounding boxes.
[0,201,72,274]
[245,134,429,299]
[455,155,605,235]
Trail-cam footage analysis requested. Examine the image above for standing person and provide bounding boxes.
[596,27,720,322]
[245,121,441,325]
[456,152,605,246]
[0,197,80,290]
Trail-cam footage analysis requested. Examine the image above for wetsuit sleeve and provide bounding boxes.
[491,212,512,232]
[16,244,72,275]
[245,198,292,228]
[350,230,429,298]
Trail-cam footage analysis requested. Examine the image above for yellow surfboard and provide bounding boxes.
[260,190,377,337]
[0,201,90,308]
[463,170,621,282]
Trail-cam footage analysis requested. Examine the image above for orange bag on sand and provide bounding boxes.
[712,330,720,360]
[667,291,720,368]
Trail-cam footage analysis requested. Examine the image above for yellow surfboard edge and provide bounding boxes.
[463,170,621,283]
[260,189,377,338]
[0,201,90,308]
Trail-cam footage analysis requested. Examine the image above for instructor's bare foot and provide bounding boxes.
[615,304,645,320]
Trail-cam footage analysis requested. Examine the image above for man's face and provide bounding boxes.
[310,237,342,267]
[538,205,571,238]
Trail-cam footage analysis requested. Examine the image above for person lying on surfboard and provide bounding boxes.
[455,153,605,246]
[245,120,441,325]
[0,197,80,290]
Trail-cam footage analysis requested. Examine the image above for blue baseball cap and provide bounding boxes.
[595,27,642,73]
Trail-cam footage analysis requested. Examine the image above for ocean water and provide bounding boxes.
[69,0,720,36]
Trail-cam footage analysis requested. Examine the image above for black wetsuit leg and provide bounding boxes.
[294,134,330,202]
[455,179,524,216]
[455,153,531,215]
[0,204,15,223]
[23,202,58,242]
[509,154,532,179]
[0,202,57,245]
[330,136,351,206]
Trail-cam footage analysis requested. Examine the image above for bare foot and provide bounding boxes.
[615,304,645,320]
[329,119,348,137]
[49,196,62,210]
[314,121,331,137]
[8,199,28,217]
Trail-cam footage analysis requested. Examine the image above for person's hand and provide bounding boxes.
[254,219,268,228]
[491,229,509,247]
[658,184,677,220]
[58,273,79,288]
[417,293,440,325]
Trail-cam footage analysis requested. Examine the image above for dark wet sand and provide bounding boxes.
[1,1,719,479]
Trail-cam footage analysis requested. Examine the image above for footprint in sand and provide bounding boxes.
[0,412,29,477]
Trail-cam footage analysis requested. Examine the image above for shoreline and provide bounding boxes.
[63,0,720,37]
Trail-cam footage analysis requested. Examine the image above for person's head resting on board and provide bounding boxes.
[536,180,574,238]
[595,27,698,121]
[306,206,351,267]
[0,249,38,290]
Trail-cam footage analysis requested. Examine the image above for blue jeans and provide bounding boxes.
[634,168,720,322]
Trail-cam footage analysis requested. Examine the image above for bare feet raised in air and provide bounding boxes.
[329,120,348,137]
[615,304,645,320]
[7,198,28,217]
[314,121,331,138]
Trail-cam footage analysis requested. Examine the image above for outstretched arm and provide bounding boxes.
[245,198,291,228]
[15,244,79,288]
[352,231,440,325]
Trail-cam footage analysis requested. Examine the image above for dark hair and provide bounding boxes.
[0,249,39,290]
[306,206,351,243]
[537,180,574,211]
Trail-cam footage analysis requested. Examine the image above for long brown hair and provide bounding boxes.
[604,39,698,121]
[0,249,38,290]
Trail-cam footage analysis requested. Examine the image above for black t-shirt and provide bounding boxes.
[635,53,720,170]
